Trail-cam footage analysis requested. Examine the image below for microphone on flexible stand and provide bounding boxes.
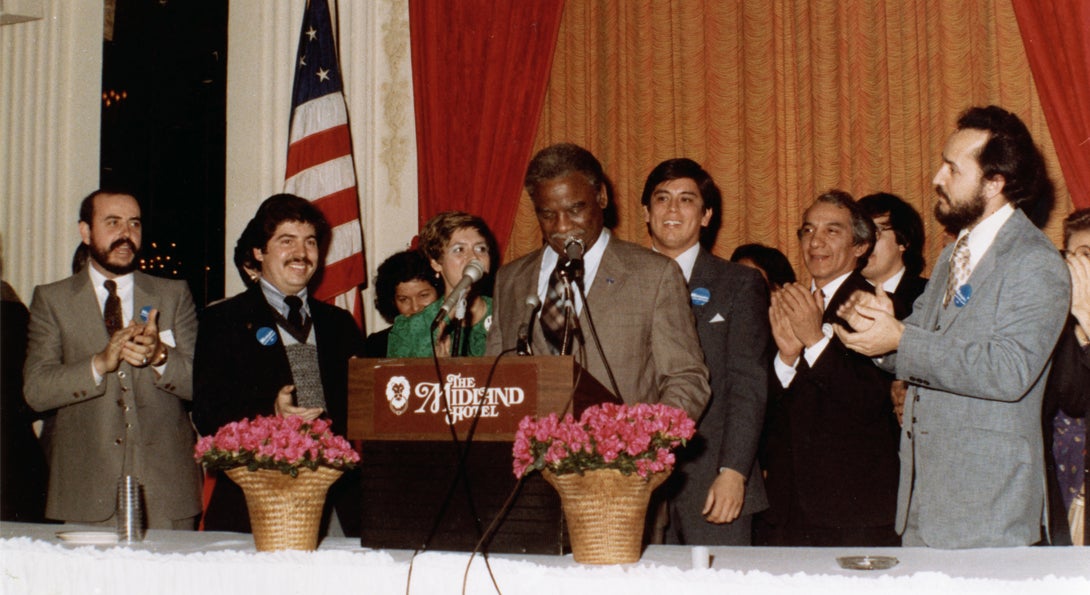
[431,259,485,329]
[516,295,542,356]
[561,237,585,286]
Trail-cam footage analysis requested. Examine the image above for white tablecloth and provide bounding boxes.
[2,521,1087,595]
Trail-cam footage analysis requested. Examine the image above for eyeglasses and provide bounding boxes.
[1062,246,1090,258]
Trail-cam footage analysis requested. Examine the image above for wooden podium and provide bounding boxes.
[347,356,619,553]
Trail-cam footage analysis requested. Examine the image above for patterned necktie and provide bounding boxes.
[285,295,305,331]
[540,264,576,354]
[103,279,123,335]
[943,235,971,308]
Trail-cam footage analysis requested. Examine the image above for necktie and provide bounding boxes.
[103,279,123,335]
[285,295,305,330]
[944,235,971,308]
[540,264,576,354]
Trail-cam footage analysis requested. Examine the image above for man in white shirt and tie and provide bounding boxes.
[639,157,770,546]
[836,106,1071,548]
[757,190,901,547]
[24,189,202,529]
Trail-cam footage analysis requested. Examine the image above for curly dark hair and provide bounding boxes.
[373,250,442,323]
[236,194,331,279]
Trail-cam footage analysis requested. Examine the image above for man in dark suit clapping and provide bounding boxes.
[756,190,901,547]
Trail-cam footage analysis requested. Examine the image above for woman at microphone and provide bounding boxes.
[387,211,498,357]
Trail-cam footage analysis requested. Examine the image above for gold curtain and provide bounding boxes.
[506,0,1070,278]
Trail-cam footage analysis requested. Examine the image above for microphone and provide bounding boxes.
[564,237,585,261]
[432,259,486,328]
[516,295,542,356]
[562,237,585,284]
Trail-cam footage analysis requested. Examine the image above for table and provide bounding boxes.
[2,521,1087,595]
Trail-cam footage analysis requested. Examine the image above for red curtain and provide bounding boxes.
[1012,0,1090,210]
[408,0,565,253]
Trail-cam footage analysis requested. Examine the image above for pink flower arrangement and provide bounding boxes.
[194,415,360,477]
[512,402,696,480]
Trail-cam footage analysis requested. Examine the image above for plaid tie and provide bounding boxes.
[103,279,123,335]
[540,264,576,354]
[943,235,971,308]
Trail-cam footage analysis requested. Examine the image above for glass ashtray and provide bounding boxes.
[836,555,899,570]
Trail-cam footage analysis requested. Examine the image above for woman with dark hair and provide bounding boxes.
[729,243,796,289]
[363,250,442,357]
[387,211,498,357]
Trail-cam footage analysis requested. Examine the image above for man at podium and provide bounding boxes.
[485,143,709,422]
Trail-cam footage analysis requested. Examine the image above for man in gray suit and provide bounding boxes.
[24,190,202,529]
[640,158,769,545]
[836,106,1070,548]
[485,143,709,422]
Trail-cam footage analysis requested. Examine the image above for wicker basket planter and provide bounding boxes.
[543,468,668,564]
[225,466,343,551]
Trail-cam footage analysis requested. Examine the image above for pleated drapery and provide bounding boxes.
[506,0,1071,277]
[408,0,565,256]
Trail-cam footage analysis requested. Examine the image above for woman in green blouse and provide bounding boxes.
[387,211,497,357]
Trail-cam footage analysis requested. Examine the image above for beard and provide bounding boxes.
[933,184,986,235]
[89,238,139,276]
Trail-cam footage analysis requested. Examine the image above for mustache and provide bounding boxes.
[934,186,948,200]
[549,232,583,243]
[286,257,314,267]
[109,239,138,252]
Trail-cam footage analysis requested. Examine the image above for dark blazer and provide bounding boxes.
[891,274,928,320]
[761,272,900,535]
[363,328,391,358]
[1047,318,1090,543]
[666,250,770,545]
[485,236,710,421]
[1,287,48,522]
[193,284,364,533]
[24,270,202,524]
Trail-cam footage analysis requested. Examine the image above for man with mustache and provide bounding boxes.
[24,189,202,528]
[486,143,709,422]
[835,106,1070,548]
[193,194,363,535]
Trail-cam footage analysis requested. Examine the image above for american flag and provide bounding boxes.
[284,0,366,327]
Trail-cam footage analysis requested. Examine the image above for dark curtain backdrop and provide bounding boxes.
[408,0,565,254]
[1013,0,1090,209]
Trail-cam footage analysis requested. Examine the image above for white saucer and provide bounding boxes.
[56,531,120,545]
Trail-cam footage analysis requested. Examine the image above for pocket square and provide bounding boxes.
[709,313,725,323]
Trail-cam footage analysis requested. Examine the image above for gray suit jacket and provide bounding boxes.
[667,249,770,544]
[882,208,1070,548]
[24,270,202,524]
[485,236,710,421]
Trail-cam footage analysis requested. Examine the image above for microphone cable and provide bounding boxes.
[571,280,623,402]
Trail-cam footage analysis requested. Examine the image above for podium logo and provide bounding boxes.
[385,375,411,416]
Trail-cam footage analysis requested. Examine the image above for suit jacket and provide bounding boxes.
[891,274,928,320]
[23,270,201,524]
[885,208,1070,548]
[485,236,710,421]
[666,250,770,545]
[2,289,48,522]
[762,271,900,532]
[192,284,364,533]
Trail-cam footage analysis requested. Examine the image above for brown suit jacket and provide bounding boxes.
[485,236,710,420]
[24,269,202,524]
